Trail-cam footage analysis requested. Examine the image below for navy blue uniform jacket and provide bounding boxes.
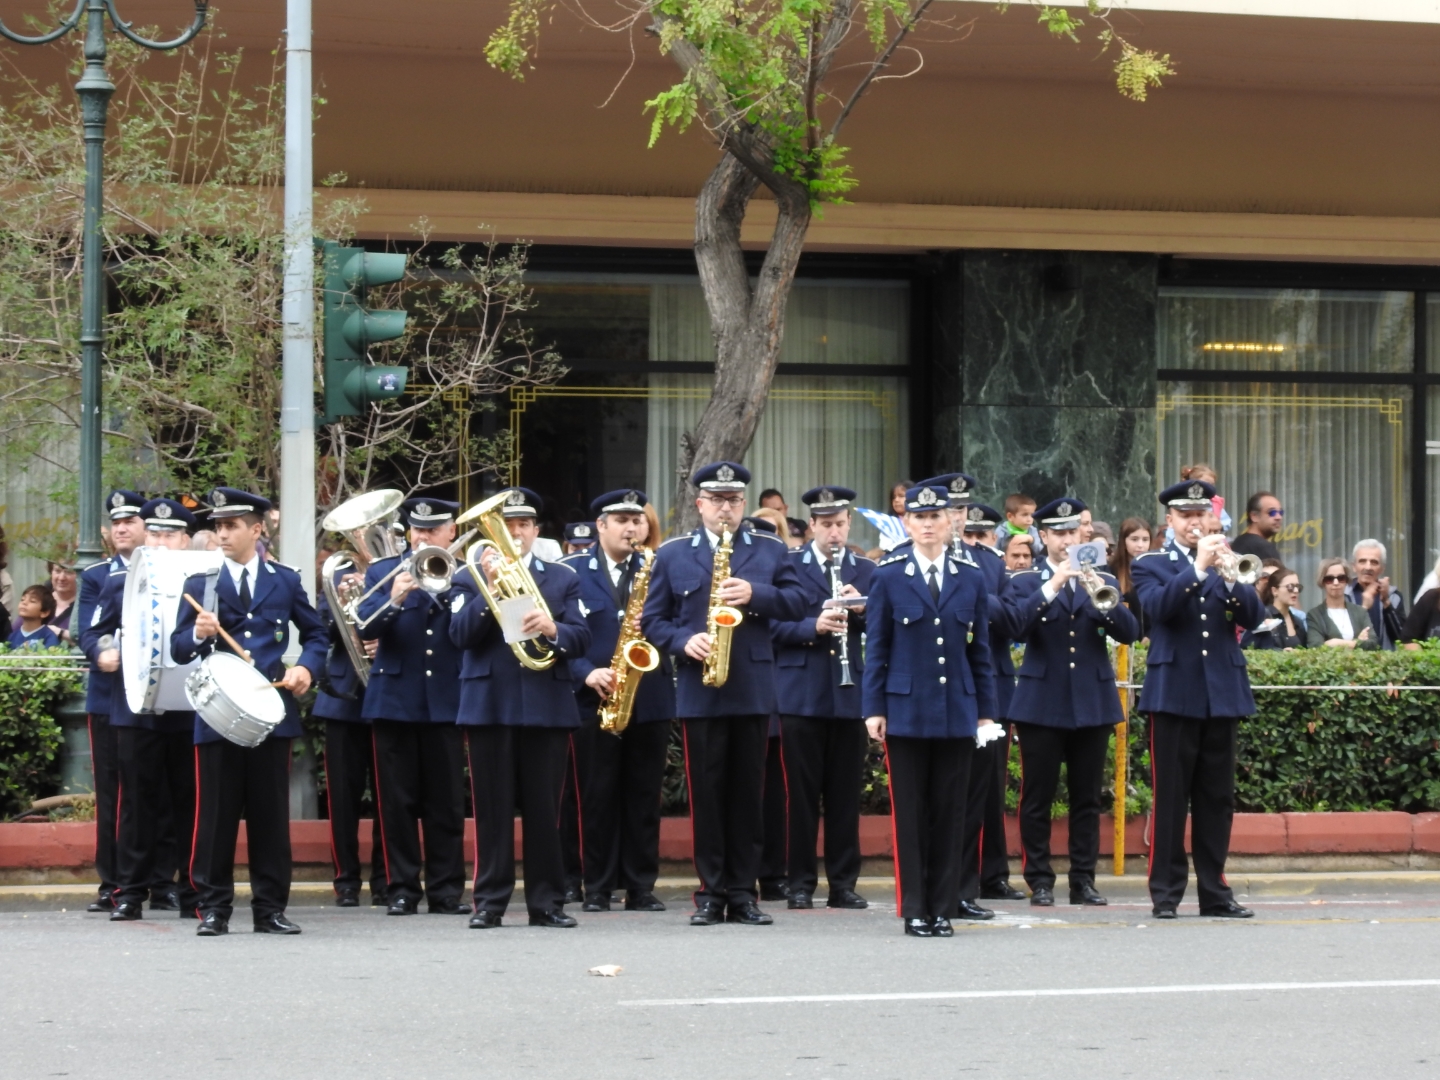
[77,555,128,713]
[312,567,366,723]
[860,549,997,739]
[1003,563,1140,728]
[562,550,676,724]
[171,560,327,744]
[447,556,590,728]
[770,545,874,720]
[966,541,1019,720]
[641,528,807,719]
[355,554,461,723]
[1132,540,1266,719]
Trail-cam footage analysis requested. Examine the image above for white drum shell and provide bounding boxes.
[121,548,225,714]
[185,653,286,748]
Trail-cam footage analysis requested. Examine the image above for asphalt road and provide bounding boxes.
[5,887,1440,1079]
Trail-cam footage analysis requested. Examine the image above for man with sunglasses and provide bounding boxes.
[1231,492,1283,564]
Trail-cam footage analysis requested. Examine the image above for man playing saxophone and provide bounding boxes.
[642,461,807,927]
[563,489,675,914]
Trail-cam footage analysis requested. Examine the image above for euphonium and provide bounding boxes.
[1077,565,1121,612]
[456,491,558,671]
[702,527,743,688]
[599,544,660,734]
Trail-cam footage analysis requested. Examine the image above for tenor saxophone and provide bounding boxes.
[702,527,744,688]
[599,545,660,735]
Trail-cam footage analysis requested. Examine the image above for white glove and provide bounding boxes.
[975,721,1006,748]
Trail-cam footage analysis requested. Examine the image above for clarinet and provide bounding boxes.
[830,542,855,688]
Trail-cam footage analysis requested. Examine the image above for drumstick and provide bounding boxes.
[183,593,253,664]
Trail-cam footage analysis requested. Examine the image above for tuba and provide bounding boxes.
[319,489,405,686]
[599,544,660,734]
[456,491,558,671]
[702,527,743,688]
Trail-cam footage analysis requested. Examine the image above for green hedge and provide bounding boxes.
[0,652,82,817]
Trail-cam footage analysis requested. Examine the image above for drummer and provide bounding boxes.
[171,487,327,938]
[108,498,203,922]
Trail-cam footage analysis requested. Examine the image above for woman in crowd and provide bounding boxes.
[46,560,77,643]
[1400,562,1440,642]
[1110,517,1151,634]
[1306,557,1378,650]
[640,503,662,551]
[1243,565,1308,650]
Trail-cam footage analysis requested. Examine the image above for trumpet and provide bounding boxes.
[457,491,558,671]
[1076,565,1120,612]
[702,527,743,688]
[1216,544,1263,585]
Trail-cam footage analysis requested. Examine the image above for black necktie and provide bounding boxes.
[927,565,940,603]
[617,558,633,608]
[238,567,252,610]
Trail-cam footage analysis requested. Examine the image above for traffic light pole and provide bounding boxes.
[280,0,316,600]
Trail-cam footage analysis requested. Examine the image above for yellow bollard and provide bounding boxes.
[1113,643,1129,877]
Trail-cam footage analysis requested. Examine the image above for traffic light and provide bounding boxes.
[319,240,410,420]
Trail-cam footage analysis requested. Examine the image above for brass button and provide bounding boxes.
[1069,631,1075,637]
[938,676,947,685]
[426,669,433,676]
[938,657,945,665]
[1069,647,1076,653]
[244,631,252,638]
[934,618,941,626]
[936,637,944,645]
[427,629,433,636]
[1202,632,1209,639]
[1200,614,1207,621]
[903,618,909,625]
[1070,662,1076,669]
[1201,650,1208,657]
[426,649,433,656]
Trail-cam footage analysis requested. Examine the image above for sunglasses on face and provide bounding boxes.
[1266,508,1284,517]
[1280,582,1302,592]
[703,495,744,507]
[1322,574,1348,585]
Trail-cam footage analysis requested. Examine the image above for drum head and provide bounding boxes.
[206,653,287,726]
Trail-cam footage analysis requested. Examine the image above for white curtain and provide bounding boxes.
[646,282,910,542]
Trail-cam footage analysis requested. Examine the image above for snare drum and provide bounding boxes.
[121,548,224,713]
[185,652,287,748]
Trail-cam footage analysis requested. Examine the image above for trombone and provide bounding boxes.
[456,491,558,671]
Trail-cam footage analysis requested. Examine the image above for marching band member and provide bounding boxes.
[1003,497,1139,907]
[355,498,470,917]
[76,488,146,913]
[172,488,327,936]
[770,486,874,911]
[1133,479,1264,919]
[314,541,386,908]
[108,498,204,921]
[641,462,806,927]
[449,487,591,929]
[564,489,674,913]
[863,483,996,938]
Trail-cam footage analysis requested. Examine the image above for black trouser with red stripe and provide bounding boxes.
[114,727,199,910]
[885,735,972,921]
[571,711,670,899]
[780,715,866,897]
[190,736,292,921]
[759,734,788,892]
[467,725,571,916]
[958,726,1013,901]
[1148,712,1239,911]
[559,737,583,897]
[324,720,386,899]
[371,720,466,907]
[683,714,767,909]
[1014,722,1111,893]
[88,713,120,900]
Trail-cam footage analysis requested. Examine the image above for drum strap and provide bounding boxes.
[201,568,221,616]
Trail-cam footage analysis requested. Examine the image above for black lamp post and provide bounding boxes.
[0,1,207,568]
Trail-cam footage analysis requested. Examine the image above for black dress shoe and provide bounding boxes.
[726,902,773,925]
[980,882,1027,902]
[582,894,611,912]
[903,917,934,937]
[86,894,115,913]
[759,882,791,902]
[1070,883,1108,906]
[1030,886,1055,907]
[1152,905,1178,920]
[690,903,725,926]
[1201,900,1254,919]
[956,898,995,921]
[386,896,418,916]
[624,891,666,912]
[562,884,584,905]
[826,888,868,910]
[468,910,503,929]
[149,889,179,911]
[428,900,473,915]
[196,912,229,937]
[529,910,578,928]
[931,916,955,937]
[254,912,302,935]
[335,891,360,908]
[787,891,814,910]
[109,901,143,921]
[370,890,388,907]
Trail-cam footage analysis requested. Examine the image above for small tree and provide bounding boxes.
[0,29,562,553]
[488,0,1171,528]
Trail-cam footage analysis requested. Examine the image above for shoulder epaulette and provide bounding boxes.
[982,544,1005,559]
[1009,568,1042,577]
[877,552,909,568]
[560,553,588,566]
[269,561,301,575]
[851,553,877,566]
[544,558,578,574]
[753,531,787,547]
[1134,551,1165,560]
[659,535,691,549]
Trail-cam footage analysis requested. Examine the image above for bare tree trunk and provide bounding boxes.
[672,151,813,532]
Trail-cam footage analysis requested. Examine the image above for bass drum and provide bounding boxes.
[185,652,286,748]
[121,547,224,714]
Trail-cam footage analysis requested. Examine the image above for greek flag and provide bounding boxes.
[855,507,909,552]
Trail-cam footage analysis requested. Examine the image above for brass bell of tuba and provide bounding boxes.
[456,491,558,671]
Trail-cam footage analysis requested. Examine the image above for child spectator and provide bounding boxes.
[1003,493,1041,555]
[8,584,61,650]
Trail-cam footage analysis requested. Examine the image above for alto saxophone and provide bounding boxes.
[599,545,660,735]
[702,527,744,688]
